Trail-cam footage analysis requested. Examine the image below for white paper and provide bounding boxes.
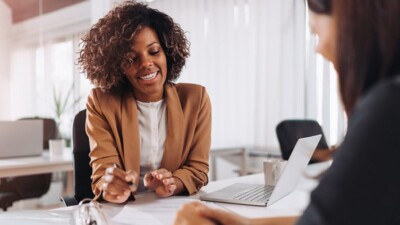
[107,206,164,225]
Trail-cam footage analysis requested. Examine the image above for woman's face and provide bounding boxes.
[309,11,337,66]
[122,26,168,102]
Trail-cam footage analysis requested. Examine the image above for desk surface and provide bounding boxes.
[0,161,331,225]
[0,149,73,178]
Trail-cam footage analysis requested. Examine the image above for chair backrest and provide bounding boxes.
[72,109,94,201]
[276,119,329,162]
[0,117,54,205]
[41,118,58,149]
[17,117,54,197]
[19,117,57,149]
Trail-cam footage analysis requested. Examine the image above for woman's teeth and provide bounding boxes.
[140,72,157,80]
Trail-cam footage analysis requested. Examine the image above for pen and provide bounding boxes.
[113,163,137,191]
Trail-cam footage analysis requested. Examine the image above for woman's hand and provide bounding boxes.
[174,202,217,225]
[174,201,251,225]
[312,145,337,162]
[144,168,180,197]
[101,166,137,203]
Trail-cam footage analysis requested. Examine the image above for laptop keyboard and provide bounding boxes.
[233,185,274,202]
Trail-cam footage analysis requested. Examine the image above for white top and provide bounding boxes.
[136,99,167,191]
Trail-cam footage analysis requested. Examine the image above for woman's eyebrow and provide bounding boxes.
[129,42,159,51]
[147,42,159,47]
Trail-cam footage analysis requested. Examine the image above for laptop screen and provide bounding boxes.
[0,120,43,158]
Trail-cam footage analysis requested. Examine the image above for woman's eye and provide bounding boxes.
[150,50,160,55]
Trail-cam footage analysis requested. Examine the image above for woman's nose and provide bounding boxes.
[140,56,153,68]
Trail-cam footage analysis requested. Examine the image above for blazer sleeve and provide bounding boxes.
[172,87,212,195]
[86,90,121,199]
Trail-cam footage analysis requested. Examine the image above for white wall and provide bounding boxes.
[90,0,125,25]
[148,0,307,149]
[11,2,91,46]
[0,1,11,119]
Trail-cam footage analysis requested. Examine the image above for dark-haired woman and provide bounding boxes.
[174,0,400,224]
[79,1,211,203]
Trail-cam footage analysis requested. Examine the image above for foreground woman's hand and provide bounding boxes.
[174,201,251,225]
[174,202,298,225]
[174,202,218,225]
[144,168,183,197]
[101,166,137,203]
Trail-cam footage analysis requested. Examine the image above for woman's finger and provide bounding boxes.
[125,170,138,182]
[102,190,129,203]
[168,184,176,192]
[143,172,155,187]
[102,176,131,196]
[105,165,129,181]
[162,177,175,186]
[152,170,172,180]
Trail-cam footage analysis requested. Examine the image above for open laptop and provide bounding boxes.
[0,120,43,158]
[200,134,321,207]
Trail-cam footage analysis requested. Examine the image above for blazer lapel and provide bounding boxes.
[120,90,140,183]
[161,84,185,171]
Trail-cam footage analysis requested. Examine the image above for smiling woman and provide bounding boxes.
[79,0,211,204]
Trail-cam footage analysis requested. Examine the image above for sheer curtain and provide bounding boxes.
[148,0,307,149]
[8,1,90,140]
[6,0,345,150]
[9,39,77,138]
[0,1,12,119]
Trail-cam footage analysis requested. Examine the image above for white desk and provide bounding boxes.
[0,150,73,178]
[0,149,74,195]
[0,161,330,225]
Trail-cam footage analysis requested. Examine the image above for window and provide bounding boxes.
[10,36,86,141]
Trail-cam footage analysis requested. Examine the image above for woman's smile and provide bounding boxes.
[139,71,159,81]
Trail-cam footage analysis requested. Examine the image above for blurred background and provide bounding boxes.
[0,0,345,210]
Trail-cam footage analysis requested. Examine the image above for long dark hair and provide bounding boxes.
[335,0,400,116]
[307,0,331,14]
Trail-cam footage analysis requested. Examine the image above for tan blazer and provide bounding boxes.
[86,82,211,199]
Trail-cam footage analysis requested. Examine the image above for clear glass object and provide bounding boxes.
[73,198,108,225]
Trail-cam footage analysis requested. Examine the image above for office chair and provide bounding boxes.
[276,119,330,164]
[61,109,94,206]
[0,117,55,211]
[0,192,17,211]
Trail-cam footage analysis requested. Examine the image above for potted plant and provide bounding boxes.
[49,84,81,154]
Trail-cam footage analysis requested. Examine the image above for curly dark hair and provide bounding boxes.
[79,1,190,93]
